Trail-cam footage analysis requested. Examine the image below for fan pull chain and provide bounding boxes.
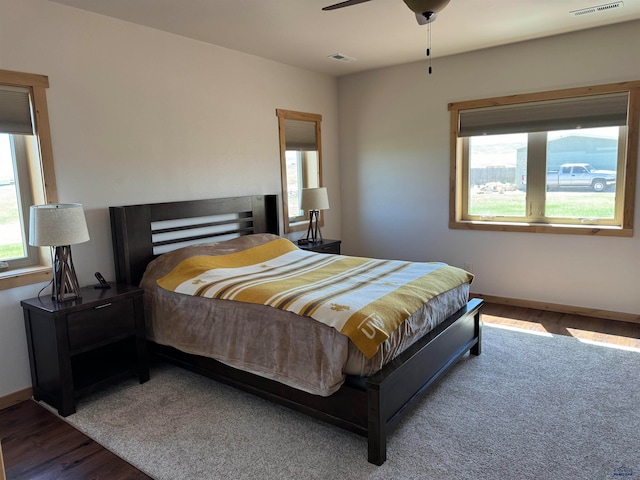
[426,21,432,74]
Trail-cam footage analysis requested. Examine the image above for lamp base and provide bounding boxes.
[303,210,323,244]
[52,246,82,303]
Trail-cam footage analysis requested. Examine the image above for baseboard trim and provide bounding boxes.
[473,294,640,325]
[0,388,32,411]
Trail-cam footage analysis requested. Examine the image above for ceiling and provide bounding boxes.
[50,0,640,76]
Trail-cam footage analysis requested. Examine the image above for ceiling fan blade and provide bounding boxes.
[322,0,374,11]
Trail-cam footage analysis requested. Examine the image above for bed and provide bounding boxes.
[109,194,483,465]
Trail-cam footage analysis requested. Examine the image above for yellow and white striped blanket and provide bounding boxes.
[157,238,473,358]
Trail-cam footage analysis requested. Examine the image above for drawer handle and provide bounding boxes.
[94,303,112,310]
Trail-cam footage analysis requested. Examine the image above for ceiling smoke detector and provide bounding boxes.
[570,1,624,16]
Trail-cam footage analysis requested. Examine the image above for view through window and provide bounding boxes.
[285,150,319,219]
[467,127,618,222]
[449,82,638,236]
[0,134,28,265]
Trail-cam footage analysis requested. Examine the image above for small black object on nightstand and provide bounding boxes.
[94,271,111,289]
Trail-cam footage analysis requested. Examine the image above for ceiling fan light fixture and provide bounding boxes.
[402,0,451,15]
[323,0,451,16]
[416,11,437,25]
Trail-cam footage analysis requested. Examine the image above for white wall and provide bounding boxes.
[337,20,640,316]
[0,0,340,397]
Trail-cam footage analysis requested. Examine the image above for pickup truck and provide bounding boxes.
[546,163,616,192]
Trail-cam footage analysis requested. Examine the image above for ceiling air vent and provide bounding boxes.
[571,1,623,16]
[328,53,356,62]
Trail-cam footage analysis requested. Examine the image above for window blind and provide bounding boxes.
[458,92,629,137]
[284,119,317,151]
[0,85,34,135]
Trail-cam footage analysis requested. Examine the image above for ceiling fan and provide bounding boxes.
[322,0,451,25]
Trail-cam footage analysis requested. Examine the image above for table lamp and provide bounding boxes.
[300,187,329,244]
[29,203,90,302]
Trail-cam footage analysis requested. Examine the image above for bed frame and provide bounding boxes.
[109,194,483,465]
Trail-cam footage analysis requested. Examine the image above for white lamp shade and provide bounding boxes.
[300,187,329,211]
[29,203,90,247]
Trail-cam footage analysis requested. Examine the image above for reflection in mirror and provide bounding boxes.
[276,109,323,233]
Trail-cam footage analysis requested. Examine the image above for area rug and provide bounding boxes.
[62,325,640,479]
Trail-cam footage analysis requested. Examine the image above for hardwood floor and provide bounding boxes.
[482,302,640,349]
[0,400,151,479]
[1,303,638,479]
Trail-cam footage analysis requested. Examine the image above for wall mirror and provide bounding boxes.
[276,109,323,234]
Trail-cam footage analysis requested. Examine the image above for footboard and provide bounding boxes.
[365,297,483,465]
[149,298,482,466]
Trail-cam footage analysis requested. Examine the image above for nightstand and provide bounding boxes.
[297,239,341,254]
[21,284,149,417]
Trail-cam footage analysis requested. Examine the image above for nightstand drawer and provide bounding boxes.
[312,243,340,254]
[67,298,136,352]
[298,239,341,254]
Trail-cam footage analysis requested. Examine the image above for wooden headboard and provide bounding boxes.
[109,195,278,286]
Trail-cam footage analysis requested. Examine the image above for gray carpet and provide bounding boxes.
[63,325,640,479]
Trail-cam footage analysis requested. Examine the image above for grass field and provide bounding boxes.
[469,190,616,218]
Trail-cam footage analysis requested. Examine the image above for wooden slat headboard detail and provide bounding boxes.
[109,195,278,286]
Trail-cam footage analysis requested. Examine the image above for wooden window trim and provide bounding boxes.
[448,81,639,237]
[0,69,57,290]
[276,109,324,234]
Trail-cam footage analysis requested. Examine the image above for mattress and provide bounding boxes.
[140,234,471,396]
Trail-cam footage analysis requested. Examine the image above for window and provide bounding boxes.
[284,149,320,219]
[276,109,323,233]
[0,69,57,289]
[449,82,639,236]
[1,134,38,268]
